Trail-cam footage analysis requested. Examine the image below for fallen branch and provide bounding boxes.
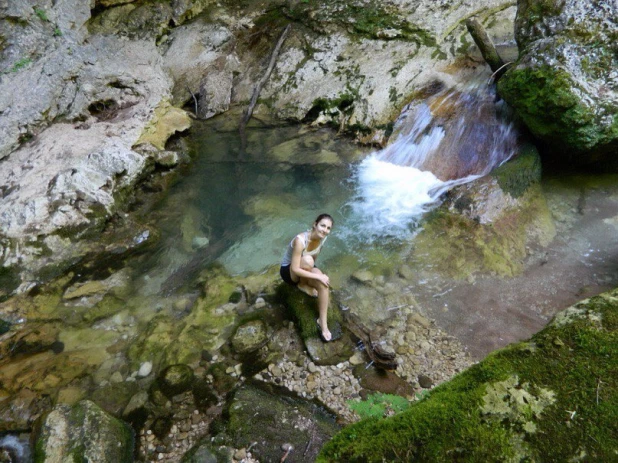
[240,24,291,131]
[465,18,507,79]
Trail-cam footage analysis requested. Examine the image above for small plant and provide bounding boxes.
[34,6,48,21]
[347,393,411,419]
[8,58,32,73]
[53,27,62,37]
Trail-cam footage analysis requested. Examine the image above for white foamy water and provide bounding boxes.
[350,156,449,236]
[348,81,517,239]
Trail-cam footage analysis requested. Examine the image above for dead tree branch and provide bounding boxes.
[240,24,292,131]
[466,18,507,79]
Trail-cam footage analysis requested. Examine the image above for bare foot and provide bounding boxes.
[317,319,332,342]
[298,284,318,298]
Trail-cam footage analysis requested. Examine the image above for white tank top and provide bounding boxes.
[281,231,327,266]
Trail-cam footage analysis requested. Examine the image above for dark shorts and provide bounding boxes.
[280,265,298,285]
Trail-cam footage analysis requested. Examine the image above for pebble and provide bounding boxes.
[138,361,153,378]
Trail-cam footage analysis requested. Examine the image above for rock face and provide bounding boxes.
[34,400,134,462]
[498,0,618,161]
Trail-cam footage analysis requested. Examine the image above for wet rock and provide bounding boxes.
[63,280,107,300]
[90,381,140,417]
[305,333,355,366]
[138,361,153,378]
[33,400,133,462]
[352,270,374,285]
[215,385,340,462]
[353,365,416,397]
[231,320,268,354]
[56,387,87,406]
[0,390,52,433]
[158,364,195,399]
[418,374,434,389]
[181,442,233,463]
[408,313,431,329]
[192,382,218,413]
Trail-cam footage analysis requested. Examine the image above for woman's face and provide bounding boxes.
[313,218,333,238]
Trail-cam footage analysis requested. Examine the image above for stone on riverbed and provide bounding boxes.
[213,384,340,463]
[34,400,133,463]
[305,334,355,366]
[158,364,195,399]
[231,319,269,354]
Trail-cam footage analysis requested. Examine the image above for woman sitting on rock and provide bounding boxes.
[280,213,333,341]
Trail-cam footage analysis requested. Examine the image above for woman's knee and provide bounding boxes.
[300,255,315,270]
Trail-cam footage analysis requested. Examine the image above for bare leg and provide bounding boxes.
[307,268,331,341]
[296,256,318,297]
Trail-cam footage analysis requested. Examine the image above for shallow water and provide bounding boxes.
[135,116,618,359]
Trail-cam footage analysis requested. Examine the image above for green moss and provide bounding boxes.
[0,265,20,301]
[498,65,616,152]
[34,7,49,21]
[413,180,555,280]
[348,393,411,419]
[491,143,542,198]
[6,57,32,73]
[319,288,618,461]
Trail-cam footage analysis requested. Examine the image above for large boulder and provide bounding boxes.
[498,0,618,162]
[214,384,340,463]
[34,400,134,462]
[319,287,618,461]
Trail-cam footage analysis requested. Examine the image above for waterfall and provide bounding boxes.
[349,80,518,239]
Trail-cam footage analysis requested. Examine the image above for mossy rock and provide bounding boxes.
[157,364,195,398]
[498,1,618,162]
[490,143,542,199]
[89,381,140,417]
[127,313,178,369]
[34,400,134,463]
[413,180,554,279]
[275,283,343,340]
[231,320,269,354]
[181,441,233,463]
[318,288,618,461]
[216,384,340,462]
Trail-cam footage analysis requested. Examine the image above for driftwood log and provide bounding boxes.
[344,311,398,370]
[466,18,509,80]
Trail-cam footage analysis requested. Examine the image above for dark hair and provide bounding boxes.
[314,213,334,225]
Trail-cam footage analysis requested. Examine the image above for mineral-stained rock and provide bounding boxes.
[33,400,134,462]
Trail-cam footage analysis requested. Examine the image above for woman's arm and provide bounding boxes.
[290,236,329,285]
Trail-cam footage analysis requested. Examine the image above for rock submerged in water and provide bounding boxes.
[158,364,195,399]
[212,384,340,463]
[34,400,133,463]
[231,319,268,354]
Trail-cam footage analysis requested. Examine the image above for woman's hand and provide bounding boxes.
[317,273,330,287]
